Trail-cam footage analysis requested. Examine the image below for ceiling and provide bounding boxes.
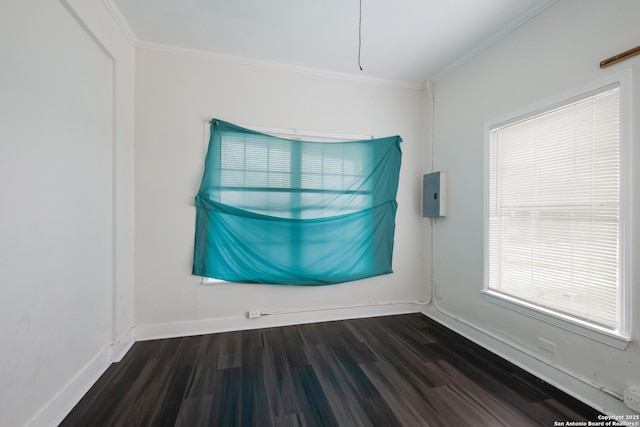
[109,0,555,86]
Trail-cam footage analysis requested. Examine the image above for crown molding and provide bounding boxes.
[430,0,557,82]
[101,0,421,89]
[102,0,139,45]
[136,41,423,90]
[102,0,554,89]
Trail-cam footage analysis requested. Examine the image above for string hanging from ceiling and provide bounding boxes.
[358,0,363,70]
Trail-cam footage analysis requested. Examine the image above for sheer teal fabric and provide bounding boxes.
[193,119,402,285]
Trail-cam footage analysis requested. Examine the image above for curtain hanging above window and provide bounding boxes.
[193,119,402,286]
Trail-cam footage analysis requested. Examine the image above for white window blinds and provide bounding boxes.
[487,83,621,331]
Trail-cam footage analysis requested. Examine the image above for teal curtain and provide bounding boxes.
[193,119,402,285]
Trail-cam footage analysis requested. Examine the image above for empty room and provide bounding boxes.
[2,0,640,426]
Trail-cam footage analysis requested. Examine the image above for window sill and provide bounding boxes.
[482,290,630,350]
[202,277,228,284]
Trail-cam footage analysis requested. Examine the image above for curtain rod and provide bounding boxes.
[600,44,640,68]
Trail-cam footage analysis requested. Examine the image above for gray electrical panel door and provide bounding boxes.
[423,172,445,217]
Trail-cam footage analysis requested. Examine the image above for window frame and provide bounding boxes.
[482,70,631,349]
[201,122,374,284]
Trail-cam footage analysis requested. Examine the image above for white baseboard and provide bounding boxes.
[26,304,631,426]
[135,302,422,341]
[27,328,136,427]
[421,307,632,416]
[111,327,135,362]
[28,346,112,427]
[26,303,420,426]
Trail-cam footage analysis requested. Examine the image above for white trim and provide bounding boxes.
[27,331,136,427]
[23,304,422,425]
[136,41,423,90]
[102,0,426,90]
[62,0,124,357]
[111,327,135,362]
[618,69,633,339]
[431,0,556,81]
[485,70,632,130]
[483,69,632,344]
[105,0,554,87]
[235,123,374,142]
[135,302,422,341]
[101,0,139,45]
[27,347,112,427]
[421,308,632,417]
[482,290,630,349]
[202,277,227,284]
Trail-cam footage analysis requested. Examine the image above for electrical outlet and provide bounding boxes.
[248,310,261,319]
[624,388,640,413]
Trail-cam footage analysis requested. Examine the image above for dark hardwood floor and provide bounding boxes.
[61,313,602,426]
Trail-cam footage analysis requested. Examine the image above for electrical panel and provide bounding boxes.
[423,171,447,218]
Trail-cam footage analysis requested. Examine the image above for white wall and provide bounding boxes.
[427,0,640,414]
[63,0,136,360]
[14,0,639,423]
[0,1,134,425]
[134,49,429,330]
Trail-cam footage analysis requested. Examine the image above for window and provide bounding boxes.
[194,120,402,286]
[216,129,372,276]
[203,126,372,284]
[484,73,629,346]
[218,130,372,219]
